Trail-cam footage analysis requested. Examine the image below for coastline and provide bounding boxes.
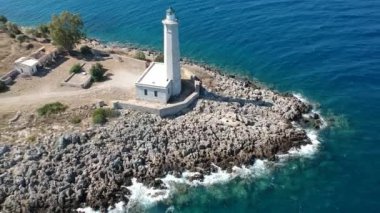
[0,37,325,212]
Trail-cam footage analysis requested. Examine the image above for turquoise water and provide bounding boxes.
[1,0,380,212]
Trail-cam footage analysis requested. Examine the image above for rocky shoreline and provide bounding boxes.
[0,40,323,212]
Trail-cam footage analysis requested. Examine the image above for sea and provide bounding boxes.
[1,0,379,212]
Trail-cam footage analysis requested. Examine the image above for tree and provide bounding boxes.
[0,15,7,24]
[90,63,106,82]
[49,11,84,51]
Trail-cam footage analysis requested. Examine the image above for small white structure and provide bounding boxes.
[135,7,181,103]
[14,57,39,75]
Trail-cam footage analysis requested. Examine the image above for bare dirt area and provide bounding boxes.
[0,52,146,120]
[0,32,43,75]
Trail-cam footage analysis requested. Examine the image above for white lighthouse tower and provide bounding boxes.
[135,8,182,103]
[163,7,181,96]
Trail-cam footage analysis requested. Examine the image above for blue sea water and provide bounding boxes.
[1,0,380,212]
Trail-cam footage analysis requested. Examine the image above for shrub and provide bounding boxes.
[69,115,82,124]
[92,108,119,124]
[0,15,7,24]
[25,28,38,36]
[37,24,50,38]
[0,81,7,92]
[154,53,164,62]
[70,63,82,73]
[5,22,21,35]
[16,34,28,43]
[134,51,146,60]
[90,63,106,82]
[0,23,6,31]
[37,102,67,116]
[80,45,92,55]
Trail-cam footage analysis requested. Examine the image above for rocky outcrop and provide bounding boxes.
[0,66,322,212]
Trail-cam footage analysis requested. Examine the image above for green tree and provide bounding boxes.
[0,15,7,24]
[49,11,84,51]
[90,63,106,82]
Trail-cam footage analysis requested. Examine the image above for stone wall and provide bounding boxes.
[60,73,92,89]
[0,69,19,85]
[113,80,200,117]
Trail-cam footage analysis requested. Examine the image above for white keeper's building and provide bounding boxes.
[14,57,39,75]
[135,7,181,103]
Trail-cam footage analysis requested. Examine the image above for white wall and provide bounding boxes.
[136,85,169,103]
[163,18,181,96]
[14,64,36,75]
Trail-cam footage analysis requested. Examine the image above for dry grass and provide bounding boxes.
[0,32,42,75]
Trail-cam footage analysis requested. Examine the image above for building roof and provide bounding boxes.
[136,62,170,88]
[15,57,39,67]
[22,58,39,67]
[15,57,28,63]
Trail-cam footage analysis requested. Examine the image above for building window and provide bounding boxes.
[154,91,158,97]
[144,89,148,95]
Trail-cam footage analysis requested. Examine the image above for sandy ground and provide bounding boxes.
[0,33,43,75]
[0,54,146,117]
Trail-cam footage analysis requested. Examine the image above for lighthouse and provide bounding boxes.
[135,7,182,103]
[163,7,181,96]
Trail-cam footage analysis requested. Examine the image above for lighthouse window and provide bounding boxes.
[154,91,158,97]
[144,89,148,95]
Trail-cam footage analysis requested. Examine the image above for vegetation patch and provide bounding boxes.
[70,63,82,74]
[154,53,164,62]
[16,34,28,43]
[80,45,92,55]
[37,102,68,116]
[90,63,106,82]
[92,108,119,124]
[0,81,8,92]
[69,115,82,124]
[0,15,7,24]
[134,51,146,60]
[49,11,84,51]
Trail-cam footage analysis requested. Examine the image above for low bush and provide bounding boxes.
[70,63,82,73]
[37,102,67,116]
[92,108,119,124]
[154,53,164,62]
[16,34,28,43]
[134,51,146,60]
[80,45,92,55]
[0,81,7,92]
[90,63,106,82]
[69,115,82,124]
[37,24,50,38]
[6,22,21,35]
[0,15,7,24]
